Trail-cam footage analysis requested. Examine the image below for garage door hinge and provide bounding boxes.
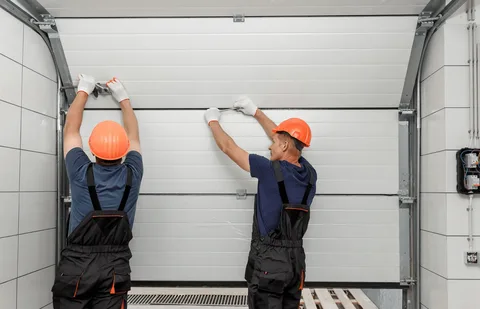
[400,277,417,286]
[31,14,57,33]
[62,195,72,204]
[236,189,247,199]
[233,14,245,23]
[399,196,415,204]
[398,108,415,116]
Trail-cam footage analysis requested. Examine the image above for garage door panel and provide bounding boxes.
[81,110,398,194]
[139,179,395,194]
[57,17,417,35]
[61,33,413,51]
[137,195,253,209]
[141,150,397,166]
[131,266,399,282]
[130,252,397,268]
[69,65,407,81]
[70,15,405,283]
[134,209,397,225]
[66,49,410,67]
[127,193,399,282]
[81,117,397,138]
[70,80,404,96]
[86,136,396,152]
[82,109,397,124]
[128,122,397,138]
[141,165,396,181]
[133,223,398,238]
[83,94,402,109]
[130,237,398,254]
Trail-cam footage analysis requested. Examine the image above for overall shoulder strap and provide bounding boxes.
[272,161,289,204]
[86,163,102,211]
[301,166,315,205]
[118,166,133,211]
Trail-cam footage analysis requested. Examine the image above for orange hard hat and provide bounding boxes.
[272,118,312,147]
[88,120,130,160]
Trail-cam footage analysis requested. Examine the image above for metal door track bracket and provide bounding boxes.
[31,14,56,33]
[400,196,415,204]
[236,189,247,200]
[400,278,417,286]
[233,14,245,22]
[399,108,416,116]
[62,196,72,204]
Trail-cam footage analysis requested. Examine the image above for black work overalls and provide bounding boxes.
[245,161,314,309]
[52,163,134,309]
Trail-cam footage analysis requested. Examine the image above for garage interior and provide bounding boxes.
[0,0,476,308]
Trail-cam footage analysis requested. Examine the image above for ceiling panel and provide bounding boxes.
[37,0,429,18]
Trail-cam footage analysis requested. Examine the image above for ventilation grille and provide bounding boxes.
[128,294,248,306]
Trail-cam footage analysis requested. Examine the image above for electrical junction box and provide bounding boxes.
[466,251,479,265]
[456,148,480,194]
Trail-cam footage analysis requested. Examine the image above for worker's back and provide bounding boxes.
[249,154,317,236]
[65,147,143,235]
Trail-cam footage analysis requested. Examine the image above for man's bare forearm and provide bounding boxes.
[254,109,277,139]
[120,99,140,141]
[209,121,235,152]
[64,92,88,132]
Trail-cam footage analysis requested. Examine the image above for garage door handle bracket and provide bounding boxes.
[233,14,245,23]
[236,189,247,199]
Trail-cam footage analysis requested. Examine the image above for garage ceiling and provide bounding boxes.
[36,0,429,18]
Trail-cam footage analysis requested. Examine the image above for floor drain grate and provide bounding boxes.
[128,294,248,306]
[127,294,158,305]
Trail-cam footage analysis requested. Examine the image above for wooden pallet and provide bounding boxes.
[300,288,378,309]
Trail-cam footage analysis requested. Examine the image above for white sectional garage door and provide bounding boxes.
[61,16,414,283]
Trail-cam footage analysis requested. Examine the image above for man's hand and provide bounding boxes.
[77,74,96,95]
[234,96,258,116]
[107,77,130,103]
[205,107,221,125]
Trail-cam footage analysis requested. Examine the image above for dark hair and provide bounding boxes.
[278,131,305,152]
[96,157,122,166]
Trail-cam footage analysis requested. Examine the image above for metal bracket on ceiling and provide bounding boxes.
[233,14,245,23]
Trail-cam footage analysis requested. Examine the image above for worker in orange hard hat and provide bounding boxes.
[204,97,317,309]
[51,74,143,309]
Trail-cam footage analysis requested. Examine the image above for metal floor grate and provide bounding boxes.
[127,289,377,308]
[128,294,159,305]
[128,294,248,306]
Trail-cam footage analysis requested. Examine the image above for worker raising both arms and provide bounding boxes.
[204,97,317,309]
[52,74,143,309]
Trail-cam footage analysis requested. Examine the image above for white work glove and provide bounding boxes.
[106,77,129,103]
[77,74,96,95]
[233,96,258,116]
[205,107,221,125]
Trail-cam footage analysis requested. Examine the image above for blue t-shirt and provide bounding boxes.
[65,147,144,235]
[249,154,317,236]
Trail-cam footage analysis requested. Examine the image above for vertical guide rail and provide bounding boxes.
[399,1,469,309]
[0,0,77,263]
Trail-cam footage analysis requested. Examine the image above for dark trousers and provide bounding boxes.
[52,250,131,309]
[247,271,302,309]
[245,245,305,309]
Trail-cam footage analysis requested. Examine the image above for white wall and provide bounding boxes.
[420,4,479,308]
[0,8,57,309]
